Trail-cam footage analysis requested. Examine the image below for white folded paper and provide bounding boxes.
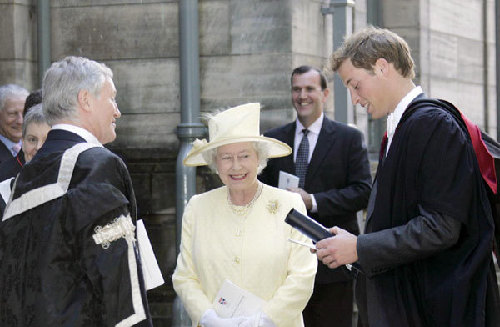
[137,219,165,290]
[0,177,13,210]
[213,279,266,318]
[278,170,299,190]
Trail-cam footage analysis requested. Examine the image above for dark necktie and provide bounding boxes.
[12,143,21,156]
[295,129,309,188]
[379,132,388,163]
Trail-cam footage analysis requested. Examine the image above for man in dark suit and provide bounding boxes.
[316,27,500,326]
[0,56,152,326]
[0,84,28,165]
[259,65,372,327]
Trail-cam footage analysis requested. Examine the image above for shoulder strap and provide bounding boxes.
[405,98,497,195]
[2,143,102,221]
[404,98,468,134]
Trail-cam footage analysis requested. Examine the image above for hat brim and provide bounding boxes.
[183,136,292,166]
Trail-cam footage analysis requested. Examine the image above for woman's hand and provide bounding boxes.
[238,311,276,327]
[199,309,246,327]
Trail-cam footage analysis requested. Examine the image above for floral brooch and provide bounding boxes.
[267,200,280,214]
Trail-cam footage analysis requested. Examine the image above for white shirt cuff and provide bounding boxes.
[310,194,317,213]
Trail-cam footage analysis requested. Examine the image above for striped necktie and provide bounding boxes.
[295,129,309,188]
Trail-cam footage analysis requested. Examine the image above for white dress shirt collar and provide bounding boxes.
[294,113,324,162]
[295,113,323,137]
[386,86,423,153]
[0,134,21,156]
[51,124,102,146]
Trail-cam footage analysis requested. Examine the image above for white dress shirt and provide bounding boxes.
[293,113,323,163]
[0,134,21,156]
[386,86,423,154]
[51,123,102,146]
[294,114,323,212]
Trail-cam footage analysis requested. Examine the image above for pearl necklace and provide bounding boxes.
[227,182,263,216]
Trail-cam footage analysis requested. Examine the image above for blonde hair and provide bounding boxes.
[330,26,415,79]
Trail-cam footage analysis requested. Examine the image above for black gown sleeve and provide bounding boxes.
[357,205,461,277]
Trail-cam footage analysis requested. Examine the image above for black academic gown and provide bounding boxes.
[0,149,25,181]
[0,151,24,214]
[0,129,152,326]
[0,141,13,166]
[357,99,499,326]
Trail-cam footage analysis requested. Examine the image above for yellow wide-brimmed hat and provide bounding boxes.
[183,103,292,166]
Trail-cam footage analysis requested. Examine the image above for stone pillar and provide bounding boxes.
[0,1,36,88]
[332,0,355,124]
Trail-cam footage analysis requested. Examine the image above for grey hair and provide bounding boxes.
[22,103,49,138]
[42,56,113,125]
[203,141,269,174]
[0,84,29,112]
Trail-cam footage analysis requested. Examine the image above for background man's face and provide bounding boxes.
[0,96,25,142]
[291,70,328,124]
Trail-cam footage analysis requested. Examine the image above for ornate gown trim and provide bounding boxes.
[115,214,147,327]
[93,214,136,249]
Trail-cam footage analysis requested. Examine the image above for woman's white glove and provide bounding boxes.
[199,309,246,327]
[238,311,276,327]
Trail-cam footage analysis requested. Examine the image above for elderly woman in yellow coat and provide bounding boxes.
[172,103,317,327]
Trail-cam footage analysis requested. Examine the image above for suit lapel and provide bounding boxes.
[305,117,337,185]
[0,142,12,158]
[282,123,296,173]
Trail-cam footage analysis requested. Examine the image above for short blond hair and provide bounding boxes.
[331,26,415,79]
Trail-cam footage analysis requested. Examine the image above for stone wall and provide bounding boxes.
[0,0,497,325]
[0,0,36,88]
[380,0,496,133]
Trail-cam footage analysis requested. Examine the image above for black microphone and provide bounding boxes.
[286,208,357,274]
[285,208,332,242]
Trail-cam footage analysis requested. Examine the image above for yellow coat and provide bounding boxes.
[172,184,317,327]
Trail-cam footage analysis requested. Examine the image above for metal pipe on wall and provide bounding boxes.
[332,0,355,124]
[322,0,355,124]
[483,0,489,134]
[366,0,386,158]
[37,0,51,87]
[173,0,206,326]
